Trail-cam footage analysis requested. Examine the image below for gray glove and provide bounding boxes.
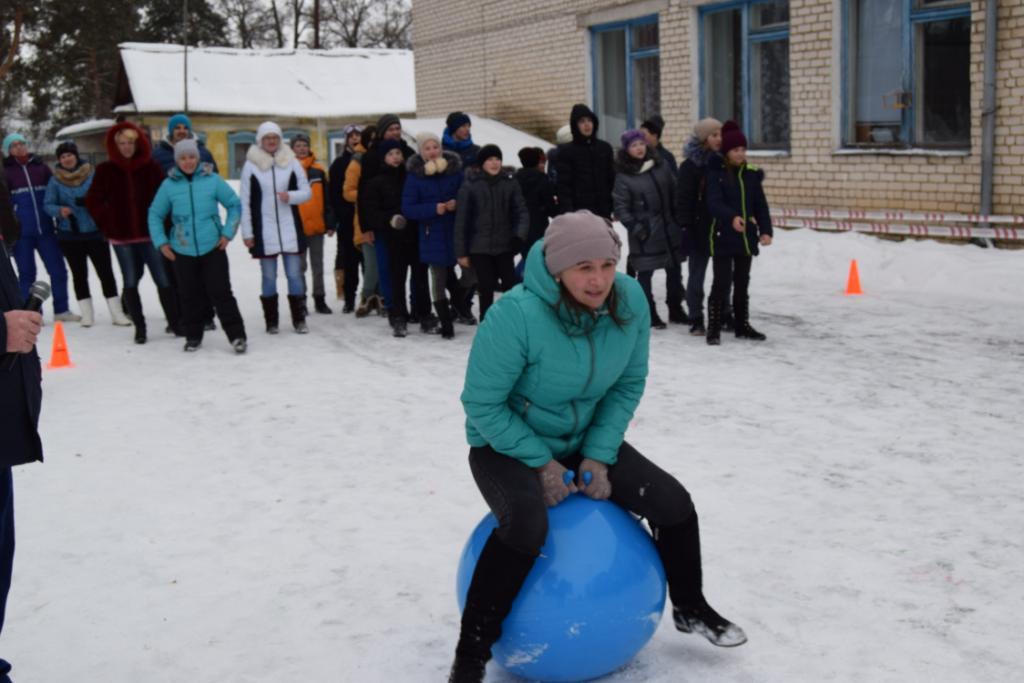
[578,458,611,500]
[536,459,578,507]
[390,214,407,230]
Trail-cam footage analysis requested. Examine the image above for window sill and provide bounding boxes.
[747,150,791,158]
[833,148,970,157]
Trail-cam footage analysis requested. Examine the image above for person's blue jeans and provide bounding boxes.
[0,468,15,639]
[686,253,710,323]
[373,236,393,309]
[12,230,69,313]
[112,242,170,289]
[260,254,304,297]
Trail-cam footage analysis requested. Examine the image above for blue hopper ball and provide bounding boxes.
[456,493,666,682]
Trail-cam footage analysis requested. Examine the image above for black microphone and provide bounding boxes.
[5,281,50,370]
[25,280,51,313]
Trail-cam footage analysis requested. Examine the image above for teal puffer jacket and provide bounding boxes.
[461,239,650,467]
[148,164,242,256]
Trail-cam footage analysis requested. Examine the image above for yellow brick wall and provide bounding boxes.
[412,0,1024,214]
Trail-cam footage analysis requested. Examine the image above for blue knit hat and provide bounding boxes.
[2,133,27,157]
[445,111,471,134]
[167,113,193,136]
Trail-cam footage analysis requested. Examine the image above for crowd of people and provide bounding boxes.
[0,106,773,351]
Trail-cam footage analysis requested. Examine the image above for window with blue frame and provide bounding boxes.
[591,16,660,146]
[228,131,255,179]
[701,0,790,150]
[844,0,971,148]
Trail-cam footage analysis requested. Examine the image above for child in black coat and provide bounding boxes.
[704,121,773,346]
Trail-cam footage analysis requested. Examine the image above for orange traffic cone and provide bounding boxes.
[47,321,74,369]
[845,259,863,295]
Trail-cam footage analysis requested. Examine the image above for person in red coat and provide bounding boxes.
[86,121,180,344]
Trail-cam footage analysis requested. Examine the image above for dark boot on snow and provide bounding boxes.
[313,294,333,315]
[706,297,723,346]
[288,295,309,334]
[435,300,455,339]
[733,295,766,341]
[654,513,747,648]
[260,295,279,334]
[123,286,146,344]
[449,532,536,683]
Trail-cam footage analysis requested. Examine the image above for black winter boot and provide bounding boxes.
[667,294,688,324]
[435,300,455,339]
[733,294,766,341]
[389,311,408,338]
[453,286,478,326]
[449,532,537,683]
[654,514,747,648]
[313,294,333,315]
[287,295,309,334]
[122,287,146,344]
[260,295,279,334]
[157,286,183,336]
[706,297,723,346]
[650,301,667,330]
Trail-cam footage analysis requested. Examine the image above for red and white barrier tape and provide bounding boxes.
[773,217,1023,241]
[774,207,1024,226]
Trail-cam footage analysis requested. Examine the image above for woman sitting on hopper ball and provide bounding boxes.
[449,210,746,683]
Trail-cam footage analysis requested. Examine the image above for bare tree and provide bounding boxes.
[367,0,410,49]
[0,6,24,81]
[289,0,310,48]
[269,0,286,47]
[322,0,374,48]
[217,0,276,48]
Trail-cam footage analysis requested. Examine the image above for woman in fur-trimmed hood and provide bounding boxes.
[612,129,684,329]
[401,131,464,338]
[86,120,179,343]
[239,121,313,335]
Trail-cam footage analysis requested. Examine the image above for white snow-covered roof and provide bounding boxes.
[400,116,552,168]
[115,42,415,118]
[55,118,117,138]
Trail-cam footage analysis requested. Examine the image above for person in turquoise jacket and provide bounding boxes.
[148,140,247,353]
[43,141,130,328]
[448,210,747,683]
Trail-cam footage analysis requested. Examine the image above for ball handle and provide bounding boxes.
[562,470,594,488]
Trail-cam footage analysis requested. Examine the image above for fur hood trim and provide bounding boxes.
[406,150,462,178]
[53,163,93,187]
[246,143,296,171]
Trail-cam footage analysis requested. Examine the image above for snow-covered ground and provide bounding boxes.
[5,228,1023,682]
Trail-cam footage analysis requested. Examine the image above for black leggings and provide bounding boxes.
[709,254,751,305]
[471,252,515,321]
[468,442,694,556]
[57,238,119,300]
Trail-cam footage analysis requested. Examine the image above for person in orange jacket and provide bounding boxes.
[343,126,384,317]
[291,134,334,314]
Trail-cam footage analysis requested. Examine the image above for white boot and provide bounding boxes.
[106,296,132,326]
[54,309,82,322]
[79,298,95,327]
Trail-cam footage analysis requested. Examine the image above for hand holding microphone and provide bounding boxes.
[4,281,48,357]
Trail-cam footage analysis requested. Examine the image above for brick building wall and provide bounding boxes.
[412,0,1023,214]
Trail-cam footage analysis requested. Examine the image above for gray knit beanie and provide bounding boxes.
[173,138,200,161]
[543,210,622,276]
[693,117,723,143]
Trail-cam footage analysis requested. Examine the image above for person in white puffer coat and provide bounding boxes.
[240,121,313,334]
